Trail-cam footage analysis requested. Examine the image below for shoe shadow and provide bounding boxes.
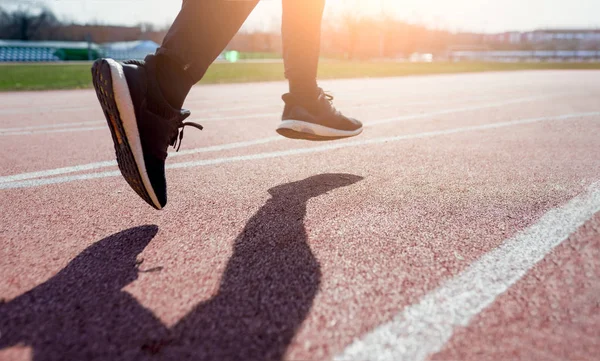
[0,173,363,361]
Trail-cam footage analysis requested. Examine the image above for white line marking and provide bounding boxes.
[0,88,362,116]
[0,160,117,184]
[0,126,107,136]
[2,112,598,190]
[0,113,277,136]
[334,181,600,361]
[172,136,282,156]
[0,120,104,132]
[0,106,95,115]
[0,111,281,135]
[0,93,560,136]
[0,86,372,115]
[0,136,283,183]
[366,95,554,127]
[0,95,554,181]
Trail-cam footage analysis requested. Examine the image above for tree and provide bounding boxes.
[0,7,60,40]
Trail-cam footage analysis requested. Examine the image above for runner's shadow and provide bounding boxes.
[0,173,362,361]
[160,173,363,360]
[0,225,166,361]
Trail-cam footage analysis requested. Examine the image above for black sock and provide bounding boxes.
[289,79,318,99]
[288,80,320,112]
[155,55,193,109]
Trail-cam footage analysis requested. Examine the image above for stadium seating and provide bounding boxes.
[0,47,61,62]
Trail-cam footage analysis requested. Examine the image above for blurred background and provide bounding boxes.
[1,0,599,62]
[1,0,599,90]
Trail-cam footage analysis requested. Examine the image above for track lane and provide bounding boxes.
[0,89,593,180]
[1,71,600,361]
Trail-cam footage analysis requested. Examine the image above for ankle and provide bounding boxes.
[154,55,193,109]
[288,80,319,100]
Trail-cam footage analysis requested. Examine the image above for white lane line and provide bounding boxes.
[1,126,107,136]
[0,136,283,183]
[186,90,506,114]
[0,160,117,184]
[0,93,561,136]
[0,88,387,116]
[0,112,278,136]
[334,181,600,361]
[0,96,556,182]
[2,111,598,190]
[0,106,96,115]
[0,86,380,115]
[0,107,354,136]
[367,95,551,126]
[0,120,104,132]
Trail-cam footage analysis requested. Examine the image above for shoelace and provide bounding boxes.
[318,88,342,116]
[171,119,203,152]
[322,91,334,103]
[123,59,204,152]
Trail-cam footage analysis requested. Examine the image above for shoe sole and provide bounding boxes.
[276,119,363,141]
[91,59,162,210]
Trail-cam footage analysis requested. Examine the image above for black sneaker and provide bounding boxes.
[91,56,202,210]
[276,88,363,141]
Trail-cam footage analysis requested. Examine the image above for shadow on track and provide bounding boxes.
[0,225,163,360]
[0,173,363,361]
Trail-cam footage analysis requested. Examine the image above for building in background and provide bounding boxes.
[101,40,159,61]
[481,29,600,49]
[2,13,600,63]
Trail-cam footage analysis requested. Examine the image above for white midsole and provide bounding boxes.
[277,119,363,138]
[105,59,162,209]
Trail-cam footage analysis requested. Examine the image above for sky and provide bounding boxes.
[4,0,600,33]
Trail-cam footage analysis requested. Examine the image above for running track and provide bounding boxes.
[1,71,599,361]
